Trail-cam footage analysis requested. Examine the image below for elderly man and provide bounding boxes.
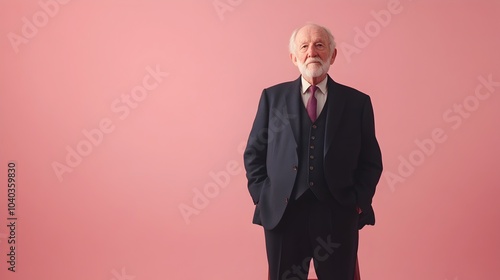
[243,23,383,280]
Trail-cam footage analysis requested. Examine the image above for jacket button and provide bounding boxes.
[292,165,298,171]
[285,197,289,204]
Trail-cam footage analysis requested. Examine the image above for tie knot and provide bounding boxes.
[310,85,317,95]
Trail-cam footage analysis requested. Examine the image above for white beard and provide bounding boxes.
[297,57,330,78]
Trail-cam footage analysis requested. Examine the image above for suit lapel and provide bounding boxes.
[285,77,302,147]
[324,76,347,156]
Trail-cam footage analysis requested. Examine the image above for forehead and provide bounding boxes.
[295,25,329,44]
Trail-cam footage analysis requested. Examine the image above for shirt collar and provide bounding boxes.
[301,75,328,95]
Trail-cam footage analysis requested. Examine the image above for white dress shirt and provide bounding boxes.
[300,76,328,119]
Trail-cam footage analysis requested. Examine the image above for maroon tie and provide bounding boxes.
[307,85,318,122]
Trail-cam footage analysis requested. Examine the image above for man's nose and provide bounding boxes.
[307,45,318,57]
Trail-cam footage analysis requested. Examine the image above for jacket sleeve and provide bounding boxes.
[354,96,383,223]
[243,90,270,205]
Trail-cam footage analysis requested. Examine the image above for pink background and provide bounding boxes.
[1,0,500,279]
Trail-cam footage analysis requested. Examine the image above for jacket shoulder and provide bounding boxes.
[334,81,370,99]
[264,80,299,94]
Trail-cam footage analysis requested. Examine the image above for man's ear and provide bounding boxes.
[330,48,337,65]
[290,53,298,67]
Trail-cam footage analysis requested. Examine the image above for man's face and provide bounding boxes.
[290,25,337,81]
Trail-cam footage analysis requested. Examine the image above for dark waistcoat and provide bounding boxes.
[292,97,335,203]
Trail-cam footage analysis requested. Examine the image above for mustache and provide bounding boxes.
[305,58,325,65]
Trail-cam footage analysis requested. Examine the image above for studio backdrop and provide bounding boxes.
[1,0,499,279]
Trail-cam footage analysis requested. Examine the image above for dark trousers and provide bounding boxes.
[264,190,359,280]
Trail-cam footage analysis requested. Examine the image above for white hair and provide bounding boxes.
[288,23,336,56]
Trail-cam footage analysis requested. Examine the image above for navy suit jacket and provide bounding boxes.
[244,75,383,230]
